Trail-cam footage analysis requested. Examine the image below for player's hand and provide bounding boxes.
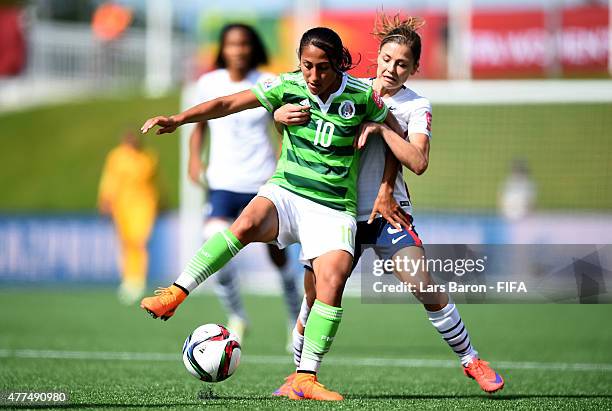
[369,186,411,229]
[273,104,311,126]
[141,115,180,135]
[356,122,382,149]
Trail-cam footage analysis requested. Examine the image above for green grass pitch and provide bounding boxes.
[1,289,611,409]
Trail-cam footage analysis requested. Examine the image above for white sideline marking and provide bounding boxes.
[1,349,611,372]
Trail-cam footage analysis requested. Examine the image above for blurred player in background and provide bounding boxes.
[98,131,159,304]
[273,14,504,395]
[499,157,536,220]
[187,23,301,344]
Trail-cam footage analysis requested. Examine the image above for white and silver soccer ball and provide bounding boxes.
[182,324,241,382]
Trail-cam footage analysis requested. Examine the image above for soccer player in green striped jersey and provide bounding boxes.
[251,69,386,217]
[140,27,403,401]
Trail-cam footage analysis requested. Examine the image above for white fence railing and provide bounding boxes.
[0,21,196,111]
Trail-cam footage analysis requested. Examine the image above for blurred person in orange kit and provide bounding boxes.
[98,131,159,304]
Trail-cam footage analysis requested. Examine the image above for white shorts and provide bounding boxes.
[257,183,357,262]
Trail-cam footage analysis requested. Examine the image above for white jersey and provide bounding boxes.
[195,69,277,193]
[356,79,432,222]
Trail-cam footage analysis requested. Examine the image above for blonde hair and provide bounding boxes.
[373,13,425,64]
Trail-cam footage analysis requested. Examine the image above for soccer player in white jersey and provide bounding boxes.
[140,27,406,400]
[273,15,504,396]
[188,24,301,344]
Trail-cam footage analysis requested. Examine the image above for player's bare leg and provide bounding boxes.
[391,245,447,310]
[141,197,279,320]
[288,251,351,401]
[393,246,504,393]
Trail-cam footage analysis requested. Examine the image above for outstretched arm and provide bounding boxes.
[141,89,261,135]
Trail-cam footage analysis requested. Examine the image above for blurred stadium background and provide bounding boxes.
[1,1,611,408]
[1,0,610,292]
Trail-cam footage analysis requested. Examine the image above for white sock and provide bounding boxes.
[175,273,198,293]
[292,297,311,368]
[292,326,304,367]
[427,302,478,366]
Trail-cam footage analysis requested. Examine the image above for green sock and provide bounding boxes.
[299,299,343,373]
[175,229,243,292]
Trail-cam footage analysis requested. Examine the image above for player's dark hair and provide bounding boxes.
[373,14,425,66]
[298,27,356,73]
[215,23,268,69]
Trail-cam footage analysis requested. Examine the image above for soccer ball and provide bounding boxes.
[182,324,241,382]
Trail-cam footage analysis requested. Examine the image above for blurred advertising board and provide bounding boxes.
[3,213,612,285]
[193,6,607,79]
[471,5,608,78]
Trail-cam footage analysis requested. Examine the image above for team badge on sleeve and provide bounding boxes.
[372,91,384,109]
[261,76,281,92]
[338,100,355,119]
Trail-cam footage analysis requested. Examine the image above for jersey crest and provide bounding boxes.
[338,100,355,119]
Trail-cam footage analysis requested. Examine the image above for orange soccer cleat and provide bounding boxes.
[463,358,505,393]
[287,373,343,401]
[272,372,297,397]
[140,284,187,321]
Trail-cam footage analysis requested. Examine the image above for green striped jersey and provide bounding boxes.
[251,71,388,216]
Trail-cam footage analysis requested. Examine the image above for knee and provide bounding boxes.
[316,267,350,293]
[230,216,258,244]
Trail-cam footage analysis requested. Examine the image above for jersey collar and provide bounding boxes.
[308,72,348,115]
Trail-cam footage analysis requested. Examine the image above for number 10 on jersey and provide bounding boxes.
[314,120,335,147]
